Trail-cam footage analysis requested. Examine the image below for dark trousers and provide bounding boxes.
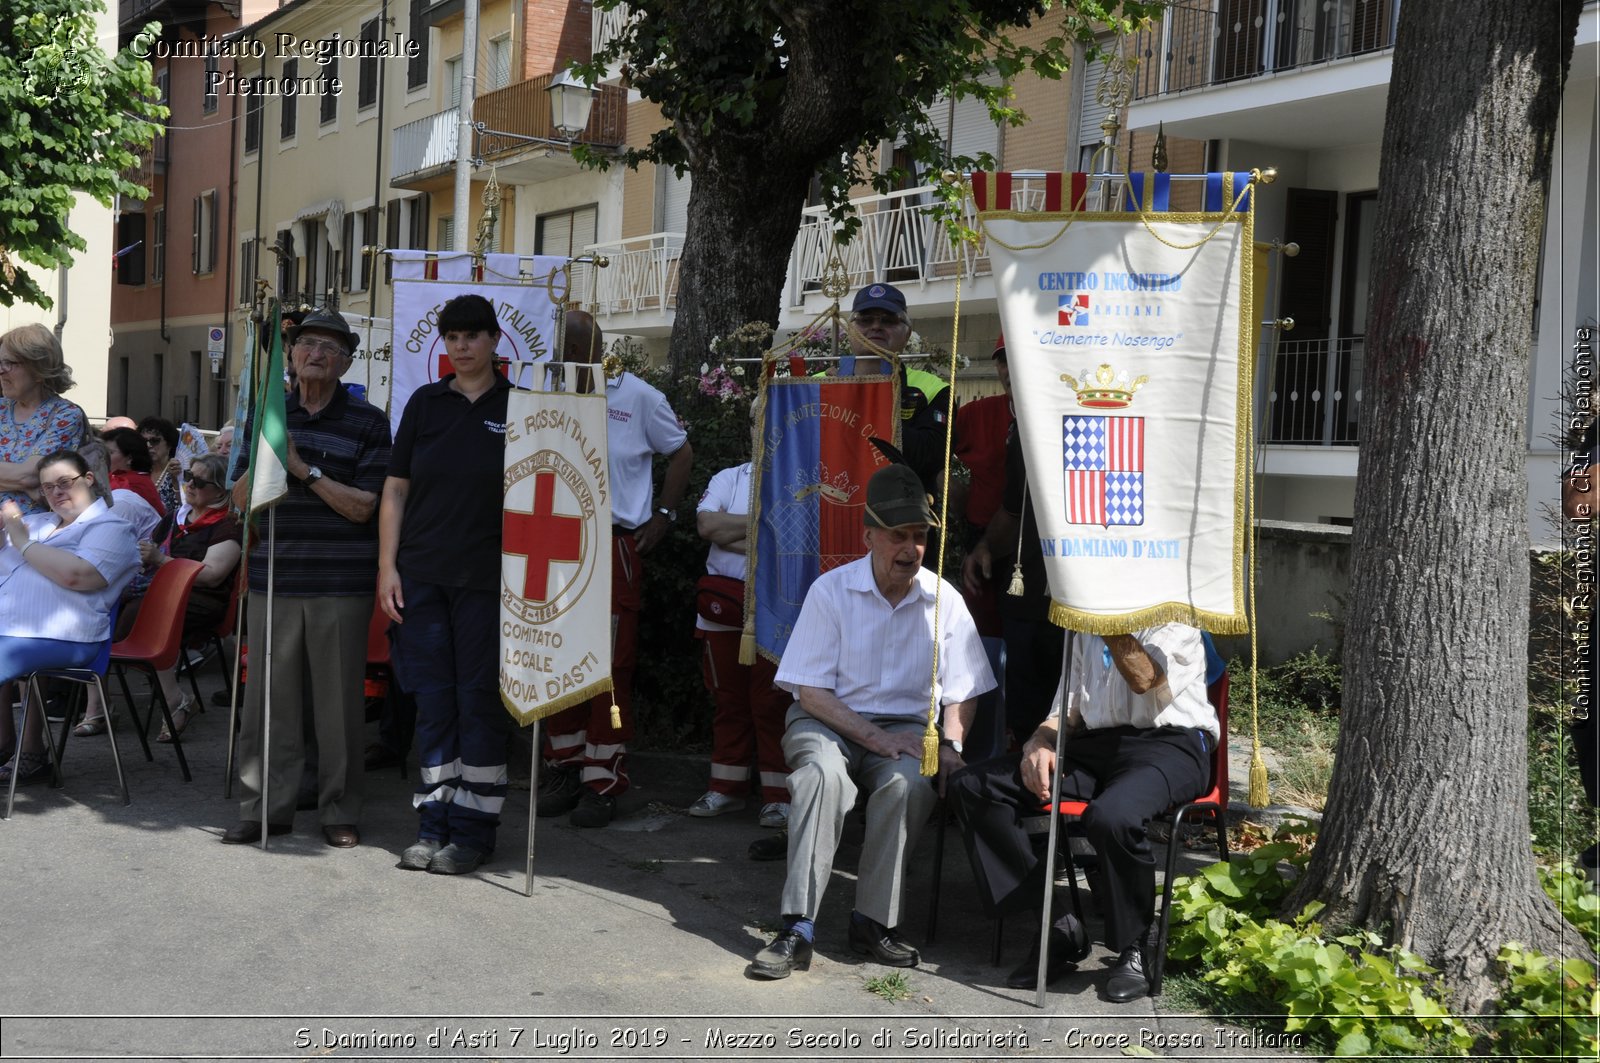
[999,614,1066,739]
[392,577,511,852]
[951,725,1208,953]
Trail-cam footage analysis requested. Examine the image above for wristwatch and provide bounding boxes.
[939,736,964,755]
[655,506,677,523]
[303,466,324,486]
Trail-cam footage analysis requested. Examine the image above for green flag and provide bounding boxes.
[246,307,290,512]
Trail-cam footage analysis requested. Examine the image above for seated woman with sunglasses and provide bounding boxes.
[0,450,138,784]
[72,453,241,741]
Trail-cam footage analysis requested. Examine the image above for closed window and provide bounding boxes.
[244,91,262,153]
[151,207,165,282]
[358,19,380,108]
[281,59,298,139]
[320,59,338,124]
[191,191,217,275]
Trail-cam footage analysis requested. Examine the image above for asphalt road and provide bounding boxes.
[0,675,1309,1063]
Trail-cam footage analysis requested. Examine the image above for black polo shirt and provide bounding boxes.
[390,373,514,591]
[244,384,392,596]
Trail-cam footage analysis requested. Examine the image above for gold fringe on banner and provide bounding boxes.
[503,677,614,728]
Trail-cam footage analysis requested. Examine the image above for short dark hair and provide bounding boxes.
[138,416,178,452]
[101,427,154,473]
[438,294,500,336]
[38,449,92,480]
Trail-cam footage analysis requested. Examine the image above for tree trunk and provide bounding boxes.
[668,143,814,379]
[1285,0,1586,1010]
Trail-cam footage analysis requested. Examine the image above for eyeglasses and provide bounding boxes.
[40,473,86,495]
[142,434,163,446]
[295,337,349,357]
[0,359,21,374]
[182,471,218,490]
[851,312,906,328]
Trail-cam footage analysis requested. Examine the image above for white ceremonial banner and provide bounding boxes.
[500,384,613,724]
[390,250,569,434]
[983,211,1252,634]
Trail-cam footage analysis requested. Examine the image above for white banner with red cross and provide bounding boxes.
[390,250,569,435]
[499,384,614,724]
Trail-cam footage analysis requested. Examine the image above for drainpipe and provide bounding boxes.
[371,0,388,323]
[221,52,240,427]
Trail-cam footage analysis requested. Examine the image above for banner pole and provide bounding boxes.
[260,508,276,851]
[222,572,245,799]
[525,717,541,897]
[1036,661,1073,1010]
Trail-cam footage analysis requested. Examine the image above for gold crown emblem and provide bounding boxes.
[1060,363,1149,409]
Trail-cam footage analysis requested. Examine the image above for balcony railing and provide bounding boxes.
[391,109,458,183]
[587,175,1121,318]
[584,232,684,316]
[1262,336,1364,446]
[391,75,626,183]
[1133,0,1401,100]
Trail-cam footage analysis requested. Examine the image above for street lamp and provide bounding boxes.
[547,69,598,141]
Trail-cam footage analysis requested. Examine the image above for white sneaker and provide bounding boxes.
[687,791,746,817]
[758,802,790,829]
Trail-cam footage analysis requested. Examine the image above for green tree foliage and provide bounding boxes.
[0,4,166,308]
[574,0,1163,374]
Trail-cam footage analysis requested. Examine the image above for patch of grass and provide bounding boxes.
[1527,703,1591,859]
[863,971,912,1003]
[624,858,664,874]
[1229,651,1342,809]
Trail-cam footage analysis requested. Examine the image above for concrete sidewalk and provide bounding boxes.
[0,677,1310,1063]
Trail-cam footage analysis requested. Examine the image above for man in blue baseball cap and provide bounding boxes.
[840,282,953,560]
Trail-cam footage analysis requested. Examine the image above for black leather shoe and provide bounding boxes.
[427,843,490,875]
[1104,944,1150,1003]
[847,916,919,967]
[536,766,583,817]
[322,824,360,848]
[748,830,787,862]
[569,788,616,828]
[750,930,813,979]
[221,821,292,844]
[1005,913,1092,989]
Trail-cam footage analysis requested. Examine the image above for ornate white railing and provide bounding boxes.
[584,232,684,315]
[592,2,636,58]
[1262,336,1364,446]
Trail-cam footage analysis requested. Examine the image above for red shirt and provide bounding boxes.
[110,469,166,516]
[953,393,1013,527]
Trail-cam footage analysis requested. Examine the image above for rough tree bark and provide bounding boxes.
[1285,0,1588,1010]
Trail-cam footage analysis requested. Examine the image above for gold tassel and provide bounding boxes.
[920,723,940,777]
[1006,562,1025,597]
[738,631,756,666]
[1248,747,1269,808]
[610,703,622,730]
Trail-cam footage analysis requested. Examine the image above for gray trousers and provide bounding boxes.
[237,593,372,826]
[780,705,937,927]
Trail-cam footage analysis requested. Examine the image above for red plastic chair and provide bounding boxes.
[1037,674,1230,1002]
[177,575,241,705]
[363,598,407,777]
[110,558,204,782]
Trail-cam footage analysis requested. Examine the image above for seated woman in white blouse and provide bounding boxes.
[0,449,139,784]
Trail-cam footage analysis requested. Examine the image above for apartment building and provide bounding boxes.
[1124,0,1600,536]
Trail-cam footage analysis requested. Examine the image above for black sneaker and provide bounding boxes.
[569,788,616,828]
[535,766,582,817]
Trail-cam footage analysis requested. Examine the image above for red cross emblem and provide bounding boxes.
[504,471,583,602]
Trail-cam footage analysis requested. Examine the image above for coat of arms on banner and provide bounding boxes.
[1063,414,1145,526]
[500,389,613,724]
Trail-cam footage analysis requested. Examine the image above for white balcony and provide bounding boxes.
[584,232,684,334]
[1261,335,1364,447]
[592,2,635,78]
[391,109,459,185]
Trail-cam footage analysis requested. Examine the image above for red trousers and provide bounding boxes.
[544,530,641,795]
[698,627,791,804]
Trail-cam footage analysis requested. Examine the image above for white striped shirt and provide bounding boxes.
[775,555,995,719]
[0,498,139,643]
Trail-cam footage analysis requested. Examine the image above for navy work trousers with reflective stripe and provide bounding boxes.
[392,577,511,853]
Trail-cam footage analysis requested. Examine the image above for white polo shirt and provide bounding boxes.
[606,371,688,530]
[776,554,995,720]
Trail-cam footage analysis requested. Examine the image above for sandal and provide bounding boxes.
[157,695,201,744]
[0,752,50,785]
[73,715,108,738]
